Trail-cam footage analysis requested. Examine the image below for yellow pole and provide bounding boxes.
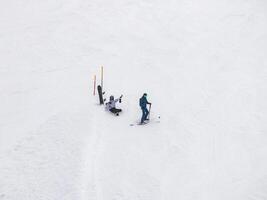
[101,66,104,89]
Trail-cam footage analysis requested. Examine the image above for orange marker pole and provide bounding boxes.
[93,75,96,96]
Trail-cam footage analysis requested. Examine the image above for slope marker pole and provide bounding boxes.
[101,66,104,89]
[93,75,96,96]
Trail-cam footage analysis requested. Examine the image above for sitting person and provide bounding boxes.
[105,95,123,116]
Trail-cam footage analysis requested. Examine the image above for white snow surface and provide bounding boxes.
[0,0,267,199]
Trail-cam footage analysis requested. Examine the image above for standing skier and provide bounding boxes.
[139,93,152,124]
[106,95,123,116]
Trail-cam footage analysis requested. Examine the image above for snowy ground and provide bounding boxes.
[0,0,267,199]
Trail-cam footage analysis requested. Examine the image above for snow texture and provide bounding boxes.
[0,0,267,199]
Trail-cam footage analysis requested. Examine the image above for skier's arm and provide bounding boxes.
[119,95,123,103]
[145,98,151,105]
[115,95,123,103]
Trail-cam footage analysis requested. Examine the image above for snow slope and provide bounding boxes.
[0,0,267,199]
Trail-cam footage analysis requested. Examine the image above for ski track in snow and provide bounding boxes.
[91,111,165,200]
[0,109,94,200]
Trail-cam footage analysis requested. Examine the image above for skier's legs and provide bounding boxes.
[110,108,122,114]
[141,109,145,123]
[110,108,117,114]
[115,108,122,113]
[144,108,149,120]
[141,108,148,123]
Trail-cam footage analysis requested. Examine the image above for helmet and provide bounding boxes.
[143,93,147,97]
[110,95,114,101]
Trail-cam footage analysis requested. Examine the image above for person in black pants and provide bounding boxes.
[106,95,123,116]
[139,93,152,124]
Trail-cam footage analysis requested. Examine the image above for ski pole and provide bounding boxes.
[148,104,151,120]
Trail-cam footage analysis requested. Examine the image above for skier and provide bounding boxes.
[139,93,152,124]
[105,95,123,116]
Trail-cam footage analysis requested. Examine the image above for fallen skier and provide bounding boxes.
[105,95,123,116]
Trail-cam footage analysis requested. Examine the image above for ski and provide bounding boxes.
[97,85,105,105]
[130,116,160,126]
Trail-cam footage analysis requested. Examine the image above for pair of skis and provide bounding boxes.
[129,116,161,126]
[130,105,161,126]
[97,85,106,105]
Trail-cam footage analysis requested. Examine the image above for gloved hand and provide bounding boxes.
[119,95,123,103]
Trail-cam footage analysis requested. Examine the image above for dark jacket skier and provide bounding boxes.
[106,95,123,116]
[139,93,151,124]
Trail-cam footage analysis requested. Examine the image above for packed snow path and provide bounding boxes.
[1,0,267,199]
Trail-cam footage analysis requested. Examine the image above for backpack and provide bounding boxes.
[139,97,145,107]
